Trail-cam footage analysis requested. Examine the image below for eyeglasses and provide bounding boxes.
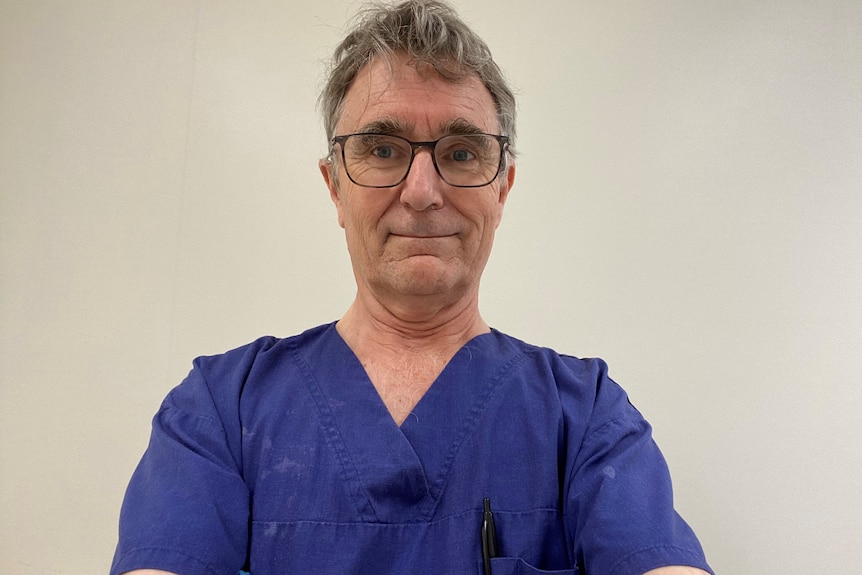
[330,132,509,188]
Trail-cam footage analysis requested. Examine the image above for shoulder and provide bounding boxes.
[489,330,642,427]
[489,329,614,392]
[188,322,335,381]
[164,323,336,411]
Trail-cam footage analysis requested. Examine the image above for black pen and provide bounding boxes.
[481,498,498,575]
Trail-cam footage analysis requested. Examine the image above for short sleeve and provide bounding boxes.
[563,360,713,575]
[110,364,250,575]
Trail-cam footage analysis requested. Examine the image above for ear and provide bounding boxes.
[494,162,515,228]
[319,158,346,229]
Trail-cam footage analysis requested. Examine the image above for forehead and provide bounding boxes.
[336,53,500,136]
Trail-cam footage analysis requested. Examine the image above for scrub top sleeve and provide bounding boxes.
[111,364,250,575]
[564,365,712,575]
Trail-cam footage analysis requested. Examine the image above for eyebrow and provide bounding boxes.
[353,117,489,138]
[440,118,487,136]
[356,117,411,135]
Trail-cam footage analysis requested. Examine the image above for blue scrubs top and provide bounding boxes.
[111,323,712,575]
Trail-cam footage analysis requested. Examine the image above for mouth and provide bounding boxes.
[391,233,456,239]
[386,233,458,257]
[389,229,458,239]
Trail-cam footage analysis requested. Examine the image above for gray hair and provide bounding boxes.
[319,0,517,152]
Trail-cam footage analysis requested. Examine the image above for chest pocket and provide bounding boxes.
[485,557,578,574]
[250,508,575,575]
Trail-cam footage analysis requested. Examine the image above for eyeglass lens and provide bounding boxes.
[340,134,503,188]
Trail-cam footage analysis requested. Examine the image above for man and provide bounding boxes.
[111,2,713,574]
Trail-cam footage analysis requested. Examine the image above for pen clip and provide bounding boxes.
[481,498,498,575]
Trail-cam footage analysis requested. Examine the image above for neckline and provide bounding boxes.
[294,323,511,521]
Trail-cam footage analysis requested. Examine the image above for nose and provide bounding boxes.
[399,148,444,211]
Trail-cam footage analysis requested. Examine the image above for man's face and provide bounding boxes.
[320,53,515,309]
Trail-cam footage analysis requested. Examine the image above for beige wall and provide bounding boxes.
[1,1,860,573]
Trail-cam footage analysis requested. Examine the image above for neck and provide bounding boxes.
[336,289,489,356]
[336,287,490,426]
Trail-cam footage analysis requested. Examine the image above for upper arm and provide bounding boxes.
[559,359,712,575]
[112,367,250,575]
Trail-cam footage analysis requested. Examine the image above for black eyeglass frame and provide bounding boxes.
[330,132,510,189]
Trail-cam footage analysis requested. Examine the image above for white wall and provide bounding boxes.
[1,1,860,573]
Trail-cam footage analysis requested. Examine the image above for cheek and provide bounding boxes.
[340,197,386,245]
[461,194,503,236]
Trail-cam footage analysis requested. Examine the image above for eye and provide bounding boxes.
[451,148,475,162]
[372,145,395,159]
[352,135,409,162]
[437,135,488,165]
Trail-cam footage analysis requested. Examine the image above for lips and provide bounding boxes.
[391,232,456,239]
[386,233,457,256]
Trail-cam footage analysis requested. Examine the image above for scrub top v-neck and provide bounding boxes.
[299,325,510,522]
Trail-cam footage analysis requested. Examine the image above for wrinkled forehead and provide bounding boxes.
[335,52,500,137]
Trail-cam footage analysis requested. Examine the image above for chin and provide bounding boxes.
[375,257,476,298]
[390,269,462,298]
[394,277,459,297]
